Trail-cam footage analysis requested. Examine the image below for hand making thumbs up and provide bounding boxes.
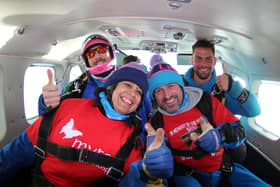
[42,69,61,109]
[216,62,231,92]
[142,122,173,179]
[199,117,213,136]
[198,117,222,153]
[145,122,164,151]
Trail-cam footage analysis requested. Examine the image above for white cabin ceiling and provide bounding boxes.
[0,0,279,76]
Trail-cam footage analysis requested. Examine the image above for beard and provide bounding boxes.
[159,96,180,114]
[194,68,212,80]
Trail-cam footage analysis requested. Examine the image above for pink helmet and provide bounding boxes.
[81,34,116,76]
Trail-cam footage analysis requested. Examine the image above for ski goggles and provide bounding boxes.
[86,45,110,59]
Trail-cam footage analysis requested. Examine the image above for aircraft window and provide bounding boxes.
[255,80,280,139]
[115,51,127,66]
[24,66,55,124]
[69,64,83,82]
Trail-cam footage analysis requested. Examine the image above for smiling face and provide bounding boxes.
[154,83,183,114]
[86,45,112,67]
[111,81,143,114]
[191,47,217,85]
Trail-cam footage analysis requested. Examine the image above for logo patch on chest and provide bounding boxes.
[60,118,83,139]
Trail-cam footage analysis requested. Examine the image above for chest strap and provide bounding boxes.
[61,72,88,100]
[34,137,125,169]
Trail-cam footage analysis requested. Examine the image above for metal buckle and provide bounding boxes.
[106,167,124,182]
[73,82,82,93]
[221,164,233,174]
[34,145,45,159]
[211,84,222,95]
[79,148,89,164]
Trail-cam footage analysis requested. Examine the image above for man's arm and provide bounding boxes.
[225,78,261,117]
[216,73,261,117]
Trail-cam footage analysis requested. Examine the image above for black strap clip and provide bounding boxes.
[34,145,45,159]
[221,151,234,175]
[221,163,233,174]
[106,167,124,182]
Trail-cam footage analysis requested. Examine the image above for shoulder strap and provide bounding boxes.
[61,72,88,100]
[31,107,58,187]
[212,84,226,105]
[116,113,143,160]
[196,92,214,125]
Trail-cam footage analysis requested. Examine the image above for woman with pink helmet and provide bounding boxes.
[81,34,116,80]
[38,34,117,115]
[38,34,151,143]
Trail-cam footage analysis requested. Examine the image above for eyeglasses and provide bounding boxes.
[86,45,109,59]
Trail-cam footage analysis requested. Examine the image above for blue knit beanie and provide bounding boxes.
[148,62,184,99]
[105,62,148,96]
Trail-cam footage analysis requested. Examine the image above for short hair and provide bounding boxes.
[122,55,139,65]
[192,39,215,55]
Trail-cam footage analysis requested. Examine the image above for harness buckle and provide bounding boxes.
[211,84,222,95]
[79,148,89,164]
[72,88,82,94]
[106,167,124,182]
[221,163,233,174]
[34,145,45,159]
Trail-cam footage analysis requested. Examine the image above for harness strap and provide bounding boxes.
[171,148,208,160]
[173,162,193,176]
[35,137,124,168]
[31,174,55,187]
[31,108,58,186]
[173,162,208,187]
[219,151,233,187]
[61,72,88,100]
[212,84,226,105]
[196,92,214,125]
[118,113,142,157]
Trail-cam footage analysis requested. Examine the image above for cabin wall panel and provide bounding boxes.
[0,56,63,147]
